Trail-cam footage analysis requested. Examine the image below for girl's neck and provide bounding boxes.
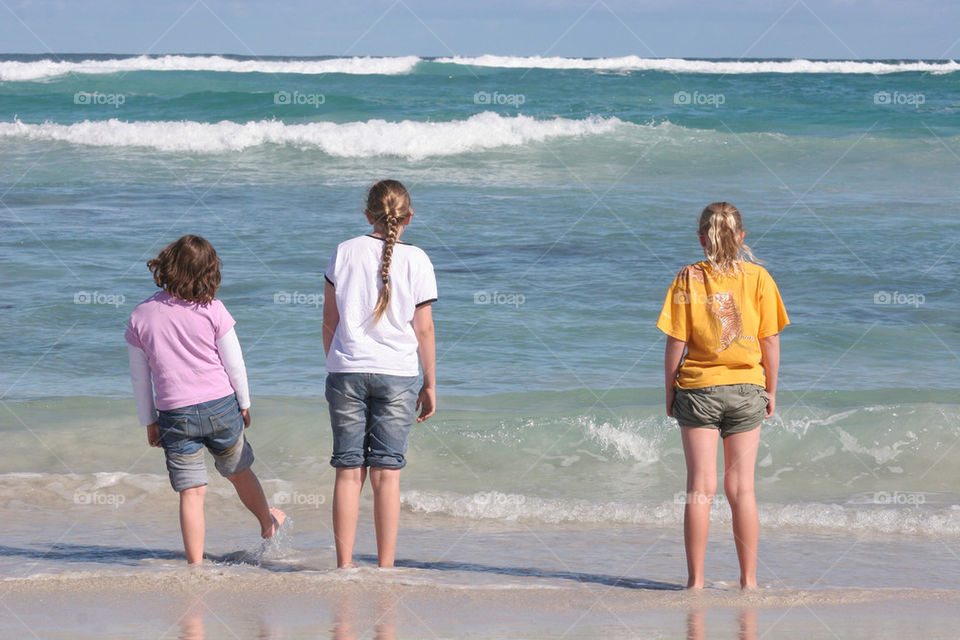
[369,227,406,240]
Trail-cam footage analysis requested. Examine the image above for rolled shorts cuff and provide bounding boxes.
[164,431,255,492]
[329,452,407,470]
[165,449,208,492]
[212,432,255,478]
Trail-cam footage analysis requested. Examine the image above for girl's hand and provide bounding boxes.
[416,386,435,423]
[765,392,776,419]
[241,408,251,428]
[146,422,161,447]
[665,387,675,418]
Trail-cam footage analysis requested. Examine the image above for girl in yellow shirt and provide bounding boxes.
[657,202,789,590]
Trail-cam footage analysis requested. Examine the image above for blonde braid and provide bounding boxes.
[698,202,757,276]
[367,180,411,324]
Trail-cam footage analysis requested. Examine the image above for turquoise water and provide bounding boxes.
[1,56,959,588]
[1,56,958,399]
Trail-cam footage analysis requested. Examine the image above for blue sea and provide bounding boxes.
[1,54,960,638]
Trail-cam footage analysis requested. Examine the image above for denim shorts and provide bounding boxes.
[157,393,254,491]
[325,372,420,469]
[672,384,768,438]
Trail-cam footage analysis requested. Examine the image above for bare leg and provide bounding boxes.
[724,427,762,589]
[369,467,401,568]
[333,466,367,568]
[179,485,207,565]
[227,468,286,538]
[680,426,720,589]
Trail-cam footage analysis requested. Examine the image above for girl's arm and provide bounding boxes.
[413,303,436,422]
[664,336,686,417]
[128,345,160,446]
[760,334,780,418]
[217,328,251,426]
[322,280,339,357]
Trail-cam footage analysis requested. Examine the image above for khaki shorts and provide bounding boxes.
[672,384,768,438]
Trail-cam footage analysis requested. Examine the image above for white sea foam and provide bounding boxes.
[436,55,960,74]
[401,489,960,536]
[0,112,626,158]
[0,55,420,82]
[3,55,956,82]
[582,417,663,465]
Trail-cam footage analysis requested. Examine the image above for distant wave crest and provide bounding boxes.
[0,55,420,81]
[0,113,626,158]
[435,55,960,74]
[2,54,957,82]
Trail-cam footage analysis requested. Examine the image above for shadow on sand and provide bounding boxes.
[0,543,683,590]
[359,554,684,590]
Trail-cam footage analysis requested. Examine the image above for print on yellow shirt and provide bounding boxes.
[657,261,789,389]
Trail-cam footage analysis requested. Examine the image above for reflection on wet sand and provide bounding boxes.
[687,607,757,640]
[332,590,398,640]
[177,593,277,640]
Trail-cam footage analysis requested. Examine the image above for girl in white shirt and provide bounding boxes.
[323,179,437,568]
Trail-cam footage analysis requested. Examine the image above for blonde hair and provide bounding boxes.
[367,179,411,324]
[697,202,757,275]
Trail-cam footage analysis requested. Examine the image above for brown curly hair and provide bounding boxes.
[147,235,221,305]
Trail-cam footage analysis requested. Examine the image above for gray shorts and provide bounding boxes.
[672,384,768,438]
[157,394,255,492]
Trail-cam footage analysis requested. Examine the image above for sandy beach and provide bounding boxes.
[5,570,960,638]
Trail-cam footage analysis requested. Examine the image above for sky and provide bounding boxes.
[0,0,958,60]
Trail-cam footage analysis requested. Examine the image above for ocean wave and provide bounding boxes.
[582,416,667,465]
[436,55,960,74]
[0,112,626,158]
[3,55,957,82]
[401,489,960,536]
[4,469,960,536]
[0,55,420,82]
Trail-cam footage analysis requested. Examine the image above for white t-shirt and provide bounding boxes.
[325,234,437,376]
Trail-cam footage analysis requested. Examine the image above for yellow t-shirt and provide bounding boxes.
[656,261,789,389]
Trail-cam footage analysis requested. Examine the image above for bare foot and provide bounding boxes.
[338,562,356,569]
[262,507,286,539]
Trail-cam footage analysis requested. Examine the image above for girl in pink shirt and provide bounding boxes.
[126,235,285,564]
